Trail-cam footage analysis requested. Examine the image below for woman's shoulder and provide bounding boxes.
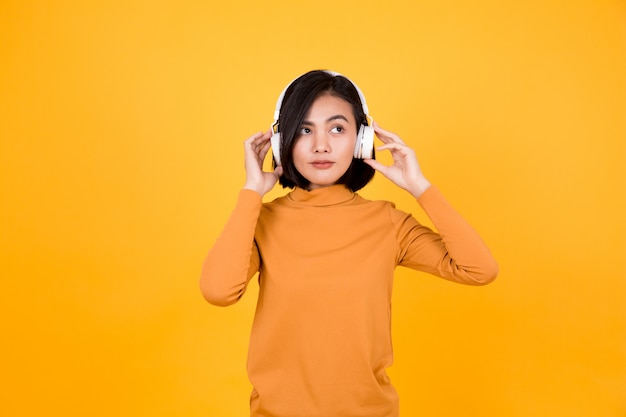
[353,193,396,209]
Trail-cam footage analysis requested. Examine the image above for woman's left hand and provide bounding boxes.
[363,122,431,198]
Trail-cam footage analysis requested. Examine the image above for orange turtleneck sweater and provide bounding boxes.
[201,185,497,417]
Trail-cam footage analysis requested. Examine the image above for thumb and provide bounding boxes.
[364,159,387,175]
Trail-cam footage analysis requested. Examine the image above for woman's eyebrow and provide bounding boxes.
[327,115,349,123]
[301,115,349,125]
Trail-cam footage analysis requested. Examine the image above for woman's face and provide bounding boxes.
[292,94,357,190]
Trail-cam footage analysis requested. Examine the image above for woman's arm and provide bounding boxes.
[200,189,263,306]
[391,188,498,285]
[200,131,282,306]
[365,123,498,285]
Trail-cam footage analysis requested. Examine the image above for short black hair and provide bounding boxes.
[274,70,375,192]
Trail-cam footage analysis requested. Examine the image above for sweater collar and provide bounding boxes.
[287,185,356,207]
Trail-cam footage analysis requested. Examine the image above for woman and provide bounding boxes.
[200,70,498,417]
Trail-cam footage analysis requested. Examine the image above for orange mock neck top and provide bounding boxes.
[201,184,497,417]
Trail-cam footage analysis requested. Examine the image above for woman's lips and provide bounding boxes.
[311,160,334,169]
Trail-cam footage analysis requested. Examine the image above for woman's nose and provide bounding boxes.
[313,133,330,153]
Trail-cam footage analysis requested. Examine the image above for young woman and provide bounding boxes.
[200,70,498,417]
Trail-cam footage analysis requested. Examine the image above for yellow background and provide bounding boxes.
[1,0,625,416]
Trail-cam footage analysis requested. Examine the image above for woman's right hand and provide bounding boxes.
[242,130,283,196]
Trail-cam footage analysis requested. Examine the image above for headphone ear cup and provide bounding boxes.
[356,125,375,159]
[354,125,364,158]
[270,132,282,166]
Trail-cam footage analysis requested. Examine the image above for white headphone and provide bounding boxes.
[270,70,375,165]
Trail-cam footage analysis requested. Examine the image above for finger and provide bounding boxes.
[261,129,272,140]
[376,141,408,150]
[255,131,272,146]
[373,122,405,145]
[247,130,272,145]
[246,132,272,158]
[258,139,272,158]
[245,131,265,145]
[376,142,414,156]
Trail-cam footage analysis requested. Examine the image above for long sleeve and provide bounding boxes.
[393,186,498,285]
[200,189,263,306]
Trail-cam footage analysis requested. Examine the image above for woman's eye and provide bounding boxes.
[299,127,312,135]
[330,126,344,133]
